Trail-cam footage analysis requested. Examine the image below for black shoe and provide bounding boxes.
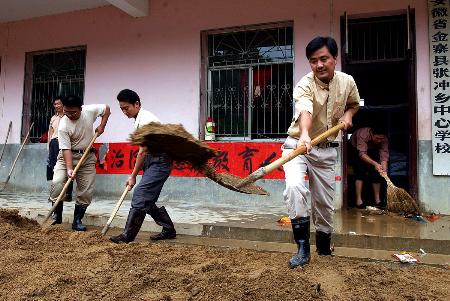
[355,203,366,209]
[72,204,87,231]
[150,228,176,241]
[110,208,146,244]
[316,231,332,256]
[147,205,176,241]
[288,217,310,268]
[51,201,64,225]
[374,202,385,209]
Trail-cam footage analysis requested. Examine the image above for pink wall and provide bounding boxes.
[0,0,430,144]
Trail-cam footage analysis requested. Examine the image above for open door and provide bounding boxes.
[341,10,417,208]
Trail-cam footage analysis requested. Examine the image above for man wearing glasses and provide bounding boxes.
[49,95,111,231]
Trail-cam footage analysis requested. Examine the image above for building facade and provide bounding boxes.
[0,0,448,214]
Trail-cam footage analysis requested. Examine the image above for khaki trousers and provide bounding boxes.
[282,136,337,234]
[49,152,97,207]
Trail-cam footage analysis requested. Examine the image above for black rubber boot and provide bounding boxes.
[110,208,147,244]
[147,205,176,240]
[316,231,332,256]
[51,201,64,225]
[72,204,87,231]
[288,216,310,269]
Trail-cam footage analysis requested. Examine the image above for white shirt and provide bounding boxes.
[134,108,160,129]
[58,104,106,150]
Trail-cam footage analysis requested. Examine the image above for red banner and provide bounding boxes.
[93,142,284,179]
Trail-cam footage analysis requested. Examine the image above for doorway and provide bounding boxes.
[341,13,417,208]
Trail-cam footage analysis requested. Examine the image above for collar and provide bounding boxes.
[314,72,336,90]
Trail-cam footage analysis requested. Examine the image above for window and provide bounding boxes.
[22,46,86,142]
[203,23,294,139]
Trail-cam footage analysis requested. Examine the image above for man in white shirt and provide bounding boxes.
[110,89,175,243]
[49,95,111,231]
[283,37,359,268]
[47,96,73,225]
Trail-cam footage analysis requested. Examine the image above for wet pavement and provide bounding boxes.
[1,190,449,259]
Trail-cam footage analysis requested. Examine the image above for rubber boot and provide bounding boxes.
[316,231,332,256]
[147,205,176,240]
[65,182,74,202]
[51,201,63,225]
[72,204,87,231]
[288,216,310,269]
[110,208,147,244]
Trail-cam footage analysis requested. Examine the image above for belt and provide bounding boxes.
[316,141,339,148]
[72,148,95,154]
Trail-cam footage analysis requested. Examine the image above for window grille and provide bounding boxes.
[205,24,294,139]
[22,47,86,142]
[346,15,408,63]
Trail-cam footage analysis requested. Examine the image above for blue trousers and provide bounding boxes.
[131,154,172,210]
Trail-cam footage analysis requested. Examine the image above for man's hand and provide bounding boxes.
[67,169,76,179]
[95,125,105,136]
[126,176,136,190]
[298,132,312,154]
[338,116,353,130]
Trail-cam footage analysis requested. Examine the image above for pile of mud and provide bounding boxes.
[0,209,449,301]
[130,123,216,167]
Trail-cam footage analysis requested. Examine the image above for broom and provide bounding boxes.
[381,173,420,215]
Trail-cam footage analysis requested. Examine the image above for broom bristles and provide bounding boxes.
[386,185,420,215]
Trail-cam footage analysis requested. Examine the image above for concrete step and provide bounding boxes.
[20,207,450,256]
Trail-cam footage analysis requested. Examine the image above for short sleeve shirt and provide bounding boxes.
[287,71,360,141]
[351,127,389,162]
[134,108,160,129]
[58,104,106,150]
[49,114,63,139]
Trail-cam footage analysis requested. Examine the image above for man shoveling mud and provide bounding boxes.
[282,36,359,268]
[110,89,176,243]
[49,95,111,231]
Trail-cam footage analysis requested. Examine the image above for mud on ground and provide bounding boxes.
[0,209,449,301]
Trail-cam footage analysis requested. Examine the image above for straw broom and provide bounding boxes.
[381,173,420,215]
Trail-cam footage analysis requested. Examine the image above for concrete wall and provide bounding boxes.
[0,0,427,142]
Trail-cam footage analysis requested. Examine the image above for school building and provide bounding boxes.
[0,0,449,214]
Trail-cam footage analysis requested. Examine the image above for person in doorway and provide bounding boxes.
[47,96,74,225]
[350,125,389,209]
[49,95,111,231]
[282,36,360,268]
[110,89,175,243]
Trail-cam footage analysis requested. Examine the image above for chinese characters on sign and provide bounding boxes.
[93,142,285,179]
[429,0,450,175]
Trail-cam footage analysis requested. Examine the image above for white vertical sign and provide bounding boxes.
[429,0,450,175]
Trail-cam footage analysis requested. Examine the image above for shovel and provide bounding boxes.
[101,185,130,236]
[0,122,34,191]
[237,123,346,188]
[0,121,12,163]
[43,132,99,224]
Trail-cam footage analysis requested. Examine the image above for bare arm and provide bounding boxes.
[360,153,384,174]
[126,145,147,190]
[297,111,313,153]
[47,127,54,150]
[95,105,111,136]
[62,149,74,178]
[339,107,358,130]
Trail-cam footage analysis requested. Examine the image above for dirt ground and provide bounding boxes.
[0,209,449,301]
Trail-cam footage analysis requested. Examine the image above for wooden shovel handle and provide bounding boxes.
[264,123,345,175]
[101,185,130,236]
[44,132,99,223]
[0,121,12,163]
[5,122,34,182]
[237,123,346,188]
